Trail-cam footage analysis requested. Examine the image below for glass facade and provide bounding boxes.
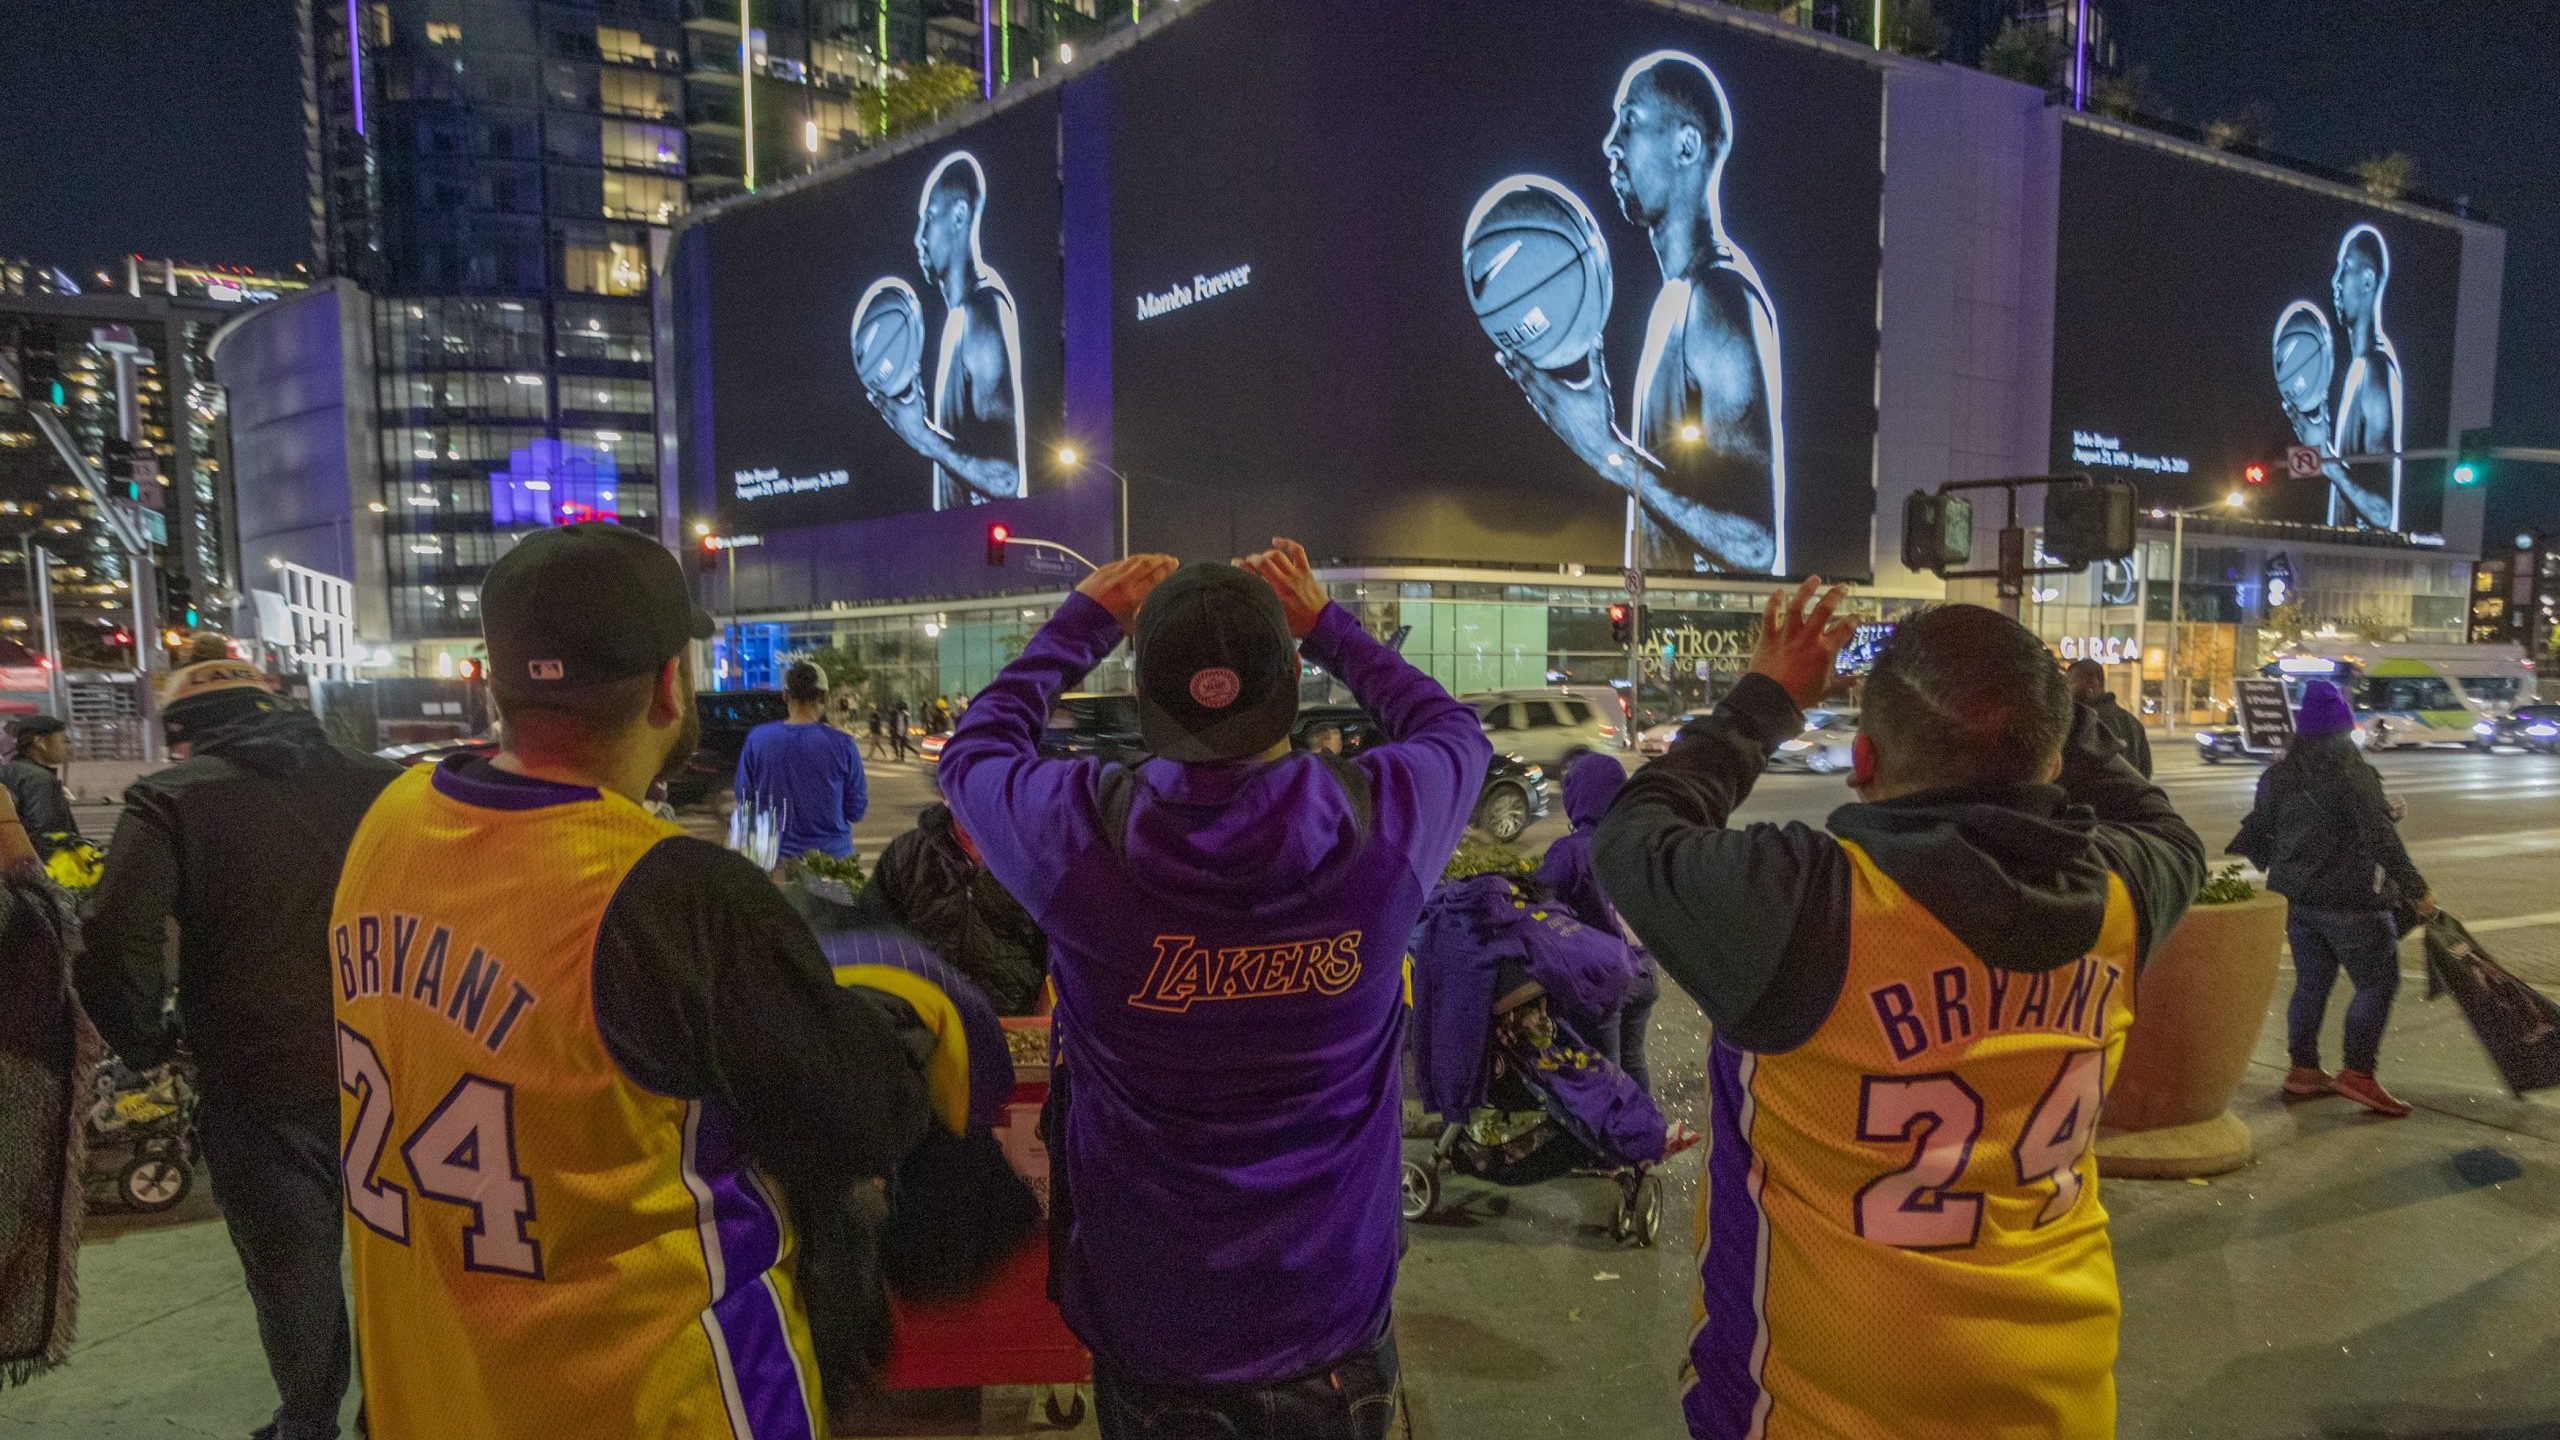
[706,575,1920,720]
[312,0,1179,641]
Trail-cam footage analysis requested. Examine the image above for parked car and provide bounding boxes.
[2476,703,2560,755]
[1637,710,1710,757]
[1767,709,1859,774]
[374,735,500,769]
[1042,691,1148,765]
[665,689,790,807]
[1295,704,1550,842]
[2191,727,2266,765]
[1463,689,1623,772]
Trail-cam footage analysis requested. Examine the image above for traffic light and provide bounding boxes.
[698,534,717,572]
[2454,426,2492,487]
[2242,462,2268,487]
[2044,481,2138,569]
[102,439,138,500]
[162,566,192,622]
[108,628,131,649]
[1608,603,1632,646]
[1900,492,1974,575]
[17,332,59,388]
[457,658,484,682]
[985,522,1009,567]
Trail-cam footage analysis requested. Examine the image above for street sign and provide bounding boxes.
[2286,445,2322,479]
[2234,677,2296,754]
[1622,567,1645,597]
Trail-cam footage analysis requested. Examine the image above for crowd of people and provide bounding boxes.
[5,517,2479,1440]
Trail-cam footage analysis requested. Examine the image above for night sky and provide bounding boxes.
[0,1,2550,532]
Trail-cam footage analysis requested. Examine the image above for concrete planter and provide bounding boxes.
[2096,890,2288,1179]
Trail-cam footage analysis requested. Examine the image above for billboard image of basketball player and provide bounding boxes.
[1493,50,1783,575]
[2276,224,2401,530]
[863,151,1028,509]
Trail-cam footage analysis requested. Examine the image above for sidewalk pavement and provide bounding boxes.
[7,966,2554,1439]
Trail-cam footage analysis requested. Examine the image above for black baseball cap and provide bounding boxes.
[1133,562,1299,764]
[7,714,64,739]
[481,523,714,690]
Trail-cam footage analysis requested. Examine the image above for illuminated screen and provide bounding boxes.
[1100,0,1883,580]
[705,92,1065,534]
[2050,126,2464,536]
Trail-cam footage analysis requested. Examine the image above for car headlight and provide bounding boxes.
[2475,721,2497,736]
[2529,724,2559,739]
[1778,739,1811,753]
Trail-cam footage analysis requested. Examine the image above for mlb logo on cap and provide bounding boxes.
[529,660,566,681]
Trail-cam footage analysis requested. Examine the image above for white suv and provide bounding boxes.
[1464,689,1626,772]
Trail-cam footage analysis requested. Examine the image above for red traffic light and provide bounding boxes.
[2243,463,2268,485]
[985,523,1010,567]
[1608,603,1632,646]
[109,629,131,647]
[457,659,484,681]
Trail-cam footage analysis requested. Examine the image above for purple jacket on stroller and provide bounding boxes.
[1409,873,1667,1167]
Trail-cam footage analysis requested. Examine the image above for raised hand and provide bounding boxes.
[1076,553,1180,629]
[1236,537,1330,638]
[1748,576,1855,711]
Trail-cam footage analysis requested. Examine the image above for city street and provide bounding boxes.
[17,736,2560,1439]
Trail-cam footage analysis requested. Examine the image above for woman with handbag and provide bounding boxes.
[2231,680,2433,1116]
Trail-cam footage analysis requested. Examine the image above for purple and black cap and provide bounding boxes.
[1132,562,1299,764]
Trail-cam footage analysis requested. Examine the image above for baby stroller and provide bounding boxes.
[83,1057,198,1214]
[1404,873,1673,1246]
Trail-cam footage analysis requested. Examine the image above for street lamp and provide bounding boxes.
[2160,490,2248,739]
[1677,422,1702,444]
[1054,446,1131,561]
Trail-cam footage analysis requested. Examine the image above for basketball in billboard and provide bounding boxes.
[2271,300,2334,419]
[1462,175,1612,371]
[851,277,926,399]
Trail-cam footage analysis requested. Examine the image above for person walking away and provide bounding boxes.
[77,661,403,1440]
[2067,658,2151,778]
[866,708,888,761]
[853,801,1047,1015]
[888,699,912,761]
[1538,752,1671,1099]
[735,659,868,862]
[1595,588,2205,1440]
[328,523,927,1439]
[0,716,81,862]
[0,781,85,1389]
[941,539,1490,1439]
[2229,678,2430,1116]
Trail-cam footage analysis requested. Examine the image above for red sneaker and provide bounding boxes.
[1662,1123,1702,1159]
[2334,1070,2411,1118]
[2282,1065,2336,1097]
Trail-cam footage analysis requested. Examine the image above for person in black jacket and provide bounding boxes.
[1593,588,2204,1437]
[2067,658,2151,778]
[852,800,1048,1014]
[76,662,401,1440]
[0,715,80,861]
[2230,679,2430,1117]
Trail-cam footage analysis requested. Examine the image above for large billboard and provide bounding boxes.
[704,90,1071,537]
[2050,126,2465,537]
[1104,0,1883,580]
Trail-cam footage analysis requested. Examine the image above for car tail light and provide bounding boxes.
[1600,724,1616,737]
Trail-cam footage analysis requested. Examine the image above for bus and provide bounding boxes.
[2263,639,2535,751]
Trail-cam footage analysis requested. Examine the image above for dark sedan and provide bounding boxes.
[2475,703,2560,755]
[1295,703,1551,842]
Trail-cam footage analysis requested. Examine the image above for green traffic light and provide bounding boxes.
[2453,462,2481,487]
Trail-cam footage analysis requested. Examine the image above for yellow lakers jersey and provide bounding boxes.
[330,763,825,1440]
[1686,838,2137,1440]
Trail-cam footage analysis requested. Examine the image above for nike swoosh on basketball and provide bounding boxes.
[1471,239,1523,300]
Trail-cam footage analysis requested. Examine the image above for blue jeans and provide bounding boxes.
[1595,960,1661,1096]
[2287,906,2403,1075]
[1094,1332,1399,1440]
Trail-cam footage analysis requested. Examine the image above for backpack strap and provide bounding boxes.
[1093,752,1374,865]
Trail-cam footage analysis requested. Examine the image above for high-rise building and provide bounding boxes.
[0,257,303,666]
[289,0,1152,650]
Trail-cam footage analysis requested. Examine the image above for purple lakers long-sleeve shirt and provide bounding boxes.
[940,594,1490,1385]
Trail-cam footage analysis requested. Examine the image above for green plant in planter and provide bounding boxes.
[1443,834,1534,884]
[2196,862,2258,905]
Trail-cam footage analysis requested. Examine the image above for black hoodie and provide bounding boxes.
[1593,674,2205,1053]
[78,707,400,1109]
